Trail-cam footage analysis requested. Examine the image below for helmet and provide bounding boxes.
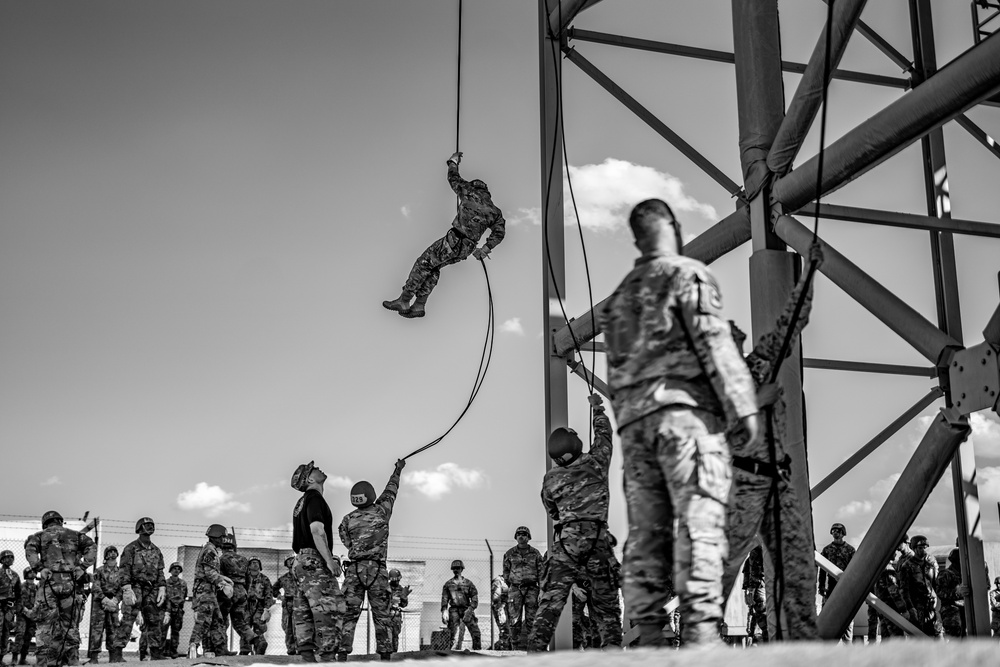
[248,558,262,570]
[830,523,846,534]
[169,562,183,573]
[995,577,1000,586]
[350,481,376,507]
[388,568,401,582]
[284,556,295,568]
[135,517,155,534]
[290,461,316,491]
[205,524,227,539]
[910,535,929,549]
[41,510,63,528]
[948,548,960,566]
[0,550,13,561]
[23,567,34,579]
[103,546,119,560]
[514,526,531,539]
[547,427,582,466]
[470,179,489,192]
[450,560,465,570]
[221,534,236,550]
[606,532,618,548]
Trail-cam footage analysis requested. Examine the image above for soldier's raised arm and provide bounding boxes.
[78,532,97,570]
[752,243,824,366]
[588,394,613,469]
[378,459,405,519]
[446,153,470,196]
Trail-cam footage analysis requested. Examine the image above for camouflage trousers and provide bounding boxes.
[219,585,255,647]
[13,614,36,658]
[281,599,297,653]
[34,581,85,667]
[188,583,225,650]
[293,550,346,660]
[112,586,164,654]
[240,603,269,653]
[620,408,731,645]
[446,607,480,650]
[87,602,119,653]
[388,609,402,653]
[1,600,16,656]
[940,604,965,638]
[908,605,944,639]
[721,468,818,640]
[528,533,621,651]
[506,583,538,649]
[401,229,477,299]
[490,602,510,649]
[571,593,597,649]
[744,586,767,641]
[162,602,184,656]
[340,560,391,654]
[874,608,906,641]
[991,610,1000,638]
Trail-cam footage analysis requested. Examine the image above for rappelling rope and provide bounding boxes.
[401,0,496,461]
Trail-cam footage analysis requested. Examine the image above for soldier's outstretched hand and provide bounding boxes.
[472,247,491,261]
[448,151,463,165]
[441,610,449,625]
[394,458,406,473]
[587,393,604,408]
[808,240,824,268]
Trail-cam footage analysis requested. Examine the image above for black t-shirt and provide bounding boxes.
[292,489,333,553]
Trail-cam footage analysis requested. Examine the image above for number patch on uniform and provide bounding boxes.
[697,278,723,315]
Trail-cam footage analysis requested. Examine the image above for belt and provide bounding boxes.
[298,548,322,557]
[732,454,791,479]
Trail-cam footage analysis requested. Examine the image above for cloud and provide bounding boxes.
[176,482,251,518]
[970,412,1000,461]
[836,500,873,518]
[400,205,411,219]
[870,473,901,505]
[40,476,61,487]
[403,463,487,500]
[327,475,354,489]
[510,158,718,232]
[499,318,524,336]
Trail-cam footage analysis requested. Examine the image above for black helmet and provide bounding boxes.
[0,550,13,563]
[830,523,846,534]
[911,535,929,549]
[547,427,582,466]
[205,524,227,539]
[470,179,489,192]
[451,559,464,570]
[41,510,63,529]
[221,534,236,550]
[23,567,34,579]
[514,526,531,539]
[135,517,155,534]
[103,546,119,560]
[388,568,401,582]
[948,548,960,566]
[248,558,262,569]
[169,562,183,574]
[350,481,376,507]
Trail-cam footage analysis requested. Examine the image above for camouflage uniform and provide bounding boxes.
[13,572,38,665]
[219,544,256,650]
[441,576,481,650]
[243,570,274,654]
[571,543,623,651]
[162,572,187,657]
[386,579,410,652]
[490,576,510,650]
[112,539,166,656]
[502,544,542,649]
[898,552,944,638]
[399,161,505,302]
[0,563,21,659]
[188,541,226,652]
[87,563,123,655]
[601,251,757,644]
[990,584,1000,638]
[872,563,907,640]
[24,523,97,667]
[819,540,855,641]
[272,568,298,654]
[337,467,401,656]
[742,547,767,642]
[571,585,597,649]
[935,560,965,638]
[528,406,621,650]
[721,275,819,640]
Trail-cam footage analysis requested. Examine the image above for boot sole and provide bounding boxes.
[399,310,424,319]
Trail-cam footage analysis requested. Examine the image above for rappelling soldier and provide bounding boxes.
[386,569,410,653]
[87,546,123,662]
[162,562,187,658]
[243,558,274,655]
[337,459,405,661]
[600,199,760,646]
[502,527,542,650]
[24,510,97,667]
[721,242,824,641]
[110,517,166,662]
[0,550,21,664]
[441,560,481,650]
[12,567,38,666]
[218,534,255,655]
[187,524,233,659]
[383,151,505,318]
[528,393,619,651]
[272,556,298,655]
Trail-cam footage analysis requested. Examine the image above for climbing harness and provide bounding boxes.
[344,557,387,596]
[554,518,608,568]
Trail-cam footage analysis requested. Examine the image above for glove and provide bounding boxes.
[136,611,144,630]
[261,609,271,623]
[448,151,463,165]
[163,611,171,627]
[122,585,137,607]
[37,568,52,582]
[156,586,166,606]
[441,610,449,625]
[587,393,603,409]
[394,458,406,473]
[472,247,491,261]
[218,577,234,599]
[101,597,119,613]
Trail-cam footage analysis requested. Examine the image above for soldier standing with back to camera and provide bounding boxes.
[272,556,299,655]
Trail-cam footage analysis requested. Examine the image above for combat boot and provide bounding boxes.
[18,648,30,666]
[254,638,268,655]
[186,645,198,660]
[107,648,125,663]
[335,651,348,662]
[382,291,413,313]
[298,650,316,663]
[400,296,426,318]
[379,653,391,661]
[87,651,100,663]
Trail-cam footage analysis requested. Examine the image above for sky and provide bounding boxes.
[1,0,999,577]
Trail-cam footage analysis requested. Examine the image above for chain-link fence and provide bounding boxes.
[0,515,517,656]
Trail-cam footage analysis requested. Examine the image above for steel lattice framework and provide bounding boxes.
[539,0,1000,642]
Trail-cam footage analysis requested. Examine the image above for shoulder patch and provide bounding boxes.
[696,277,723,315]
